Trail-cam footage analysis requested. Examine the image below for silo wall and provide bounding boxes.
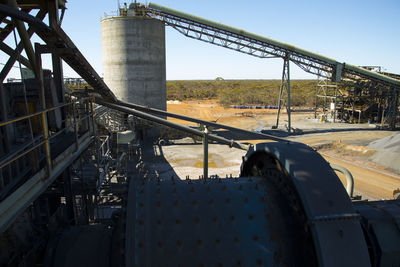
[101,17,166,111]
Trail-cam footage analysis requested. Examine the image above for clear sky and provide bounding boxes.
[3,0,400,80]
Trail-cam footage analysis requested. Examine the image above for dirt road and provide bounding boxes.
[322,153,400,200]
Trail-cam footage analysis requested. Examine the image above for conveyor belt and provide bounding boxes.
[147,3,400,89]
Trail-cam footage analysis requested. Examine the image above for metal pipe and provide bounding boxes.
[116,100,286,142]
[96,98,249,151]
[330,163,354,198]
[203,126,208,179]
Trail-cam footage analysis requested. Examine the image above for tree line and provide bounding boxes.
[167,79,318,107]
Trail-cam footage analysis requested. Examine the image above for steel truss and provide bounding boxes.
[0,1,116,235]
[146,4,399,129]
[147,6,399,88]
[148,9,333,79]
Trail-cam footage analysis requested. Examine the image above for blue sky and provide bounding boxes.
[3,0,400,80]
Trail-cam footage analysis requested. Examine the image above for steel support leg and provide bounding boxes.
[274,56,291,133]
[0,84,11,153]
[35,43,52,174]
[287,60,291,133]
[390,90,399,130]
[48,0,65,105]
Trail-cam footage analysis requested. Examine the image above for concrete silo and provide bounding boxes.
[101,6,166,111]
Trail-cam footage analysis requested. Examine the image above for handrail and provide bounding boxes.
[0,97,92,127]
[0,98,94,171]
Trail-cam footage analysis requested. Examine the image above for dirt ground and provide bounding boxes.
[166,100,400,200]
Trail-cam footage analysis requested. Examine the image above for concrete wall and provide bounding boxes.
[101,17,166,111]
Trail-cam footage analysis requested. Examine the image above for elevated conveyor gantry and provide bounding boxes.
[143,3,399,130]
[146,3,400,88]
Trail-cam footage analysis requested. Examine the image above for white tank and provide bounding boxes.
[101,16,166,111]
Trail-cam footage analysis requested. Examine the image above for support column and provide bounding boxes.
[35,43,52,175]
[314,81,318,119]
[274,55,291,133]
[389,90,399,130]
[47,0,66,130]
[48,0,65,104]
[0,84,11,153]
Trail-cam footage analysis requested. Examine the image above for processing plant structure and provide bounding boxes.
[0,1,399,266]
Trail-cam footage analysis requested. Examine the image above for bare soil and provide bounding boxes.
[166,100,400,200]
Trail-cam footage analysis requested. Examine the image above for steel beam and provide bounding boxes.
[148,3,400,90]
[0,41,31,68]
[0,9,46,82]
[47,0,65,104]
[7,0,39,78]
[0,84,11,153]
[0,3,117,102]
[274,56,291,132]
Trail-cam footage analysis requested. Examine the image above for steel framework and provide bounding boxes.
[146,3,400,89]
[144,3,399,130]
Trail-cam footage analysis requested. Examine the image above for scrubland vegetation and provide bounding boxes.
[167,79,318,107]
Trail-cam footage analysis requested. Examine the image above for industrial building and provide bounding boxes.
[0,1,399,266]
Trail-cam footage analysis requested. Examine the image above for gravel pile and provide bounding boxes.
[368,132,400,152]
[367,133,400,174]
